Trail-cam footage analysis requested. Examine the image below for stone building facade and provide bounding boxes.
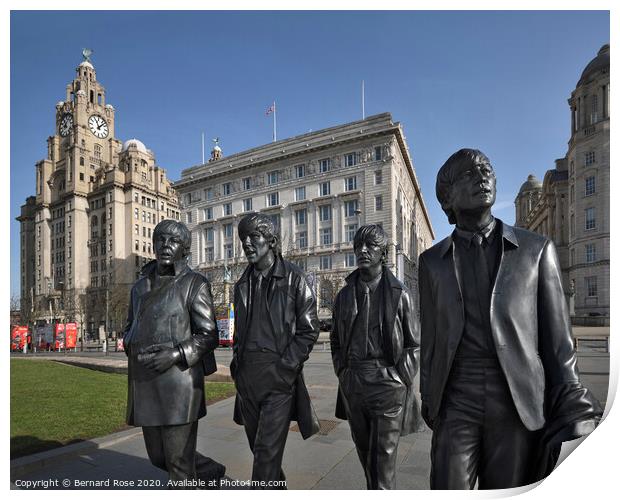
[174,113,435,319]
[515,44,609,322]
[17,54,180,338]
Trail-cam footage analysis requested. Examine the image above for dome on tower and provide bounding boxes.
[76,89,86,96]
[518,174,542,194]
[577,44,609,87]
[79,60,94,70]
[56,101,64,108]
[121,138,148,154]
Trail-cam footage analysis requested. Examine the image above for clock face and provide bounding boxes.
[88,115,109,139]
[59,113,73,137]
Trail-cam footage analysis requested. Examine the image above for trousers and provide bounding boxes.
[340,361,407,489]
[430,359,540,489]
[142,421,198,485]
[236,352,294,489]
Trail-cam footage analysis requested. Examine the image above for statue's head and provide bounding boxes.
[435,148,496,225]
[353,224,389,269]
[153,219,191,266]
[238,212,280,266]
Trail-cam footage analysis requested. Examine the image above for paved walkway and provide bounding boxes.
[11,346,610,490]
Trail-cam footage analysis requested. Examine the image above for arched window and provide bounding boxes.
[94,144,102,160]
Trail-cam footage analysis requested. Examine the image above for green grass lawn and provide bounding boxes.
[10,359,236,459]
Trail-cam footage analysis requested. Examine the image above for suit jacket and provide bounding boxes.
[231,256,321,439]
[419,219,600,432]
[123,259,218,426]
[330,266,423,435]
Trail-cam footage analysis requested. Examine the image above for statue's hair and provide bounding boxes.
[353,224,389,264]
[436,148,493,224]
[153,219,191,257]
[238,212,281,256]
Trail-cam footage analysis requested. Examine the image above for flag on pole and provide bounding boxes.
[266,101,277,142]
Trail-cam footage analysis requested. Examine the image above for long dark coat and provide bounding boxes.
[330,266,423,435]
[231,256,320,439]
[123,260,218,427]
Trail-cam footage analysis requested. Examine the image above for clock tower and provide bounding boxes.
[19,51,180,341]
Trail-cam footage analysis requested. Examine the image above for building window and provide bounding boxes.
[186,211,193,224]
[319,205,332,221]
[345,253,356,267]
[224,243,234,259]
[268,192,280,207]
[223,203,233,216]
[206,247,214,262]
[590,94,598,124]
[320,255,332,270]
[135,240,139,251]
[320,227,333,245]
[319,158,331,173]
[344,176,357,191]
[344,152,357,167]
[206,228,214,242]
[80,157,84,166]
[205,207,213,220]
[268,214,281,231]
[267,171,280,185]
[585,243,596,263]
[223,223,233,239]
[346,223,358,242]
[205,187,214,200]
[585,176,596,196]
[243,198,252,212]
[297,231,308,249]
[319,181,331,197]
[585,276,598,297]
[375,146,383,161]
[295,186,306,201]
[585,208,596,230]
[375,195,383,211]
[295,164,306,178]
[375,170,383,185]
[295,208,307,226]
[584,151,596,167]
[222,182,232,196]
[344,199,359,218]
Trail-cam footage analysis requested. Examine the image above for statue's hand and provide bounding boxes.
[140,346,181,373]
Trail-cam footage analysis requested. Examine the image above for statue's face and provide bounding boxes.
[154,231,185,267]
[449,160,496,214]
[240,226,273,266]
[354,238,385,270]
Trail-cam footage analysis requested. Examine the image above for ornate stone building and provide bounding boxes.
[17,53,180,338]
[515,44,609,322]
[174,113,435,319]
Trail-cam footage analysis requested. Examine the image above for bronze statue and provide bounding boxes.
[123,220,219,485]
[419,149,602,489]
[231,213,320,489]
[330,224,422,489]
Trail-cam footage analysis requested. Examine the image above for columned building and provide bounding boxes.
[17,53,180,338]
[174,113,435,319]
[516,44,609,322]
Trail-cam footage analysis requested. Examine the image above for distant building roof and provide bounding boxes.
[519,174,543,194]
[577,44,609,87]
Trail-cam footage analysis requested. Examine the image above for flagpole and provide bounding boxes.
[362,80,365,119]
[273,100,277,142]
[201,132,205,164]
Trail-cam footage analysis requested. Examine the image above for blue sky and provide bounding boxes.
[9,10,610,297]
